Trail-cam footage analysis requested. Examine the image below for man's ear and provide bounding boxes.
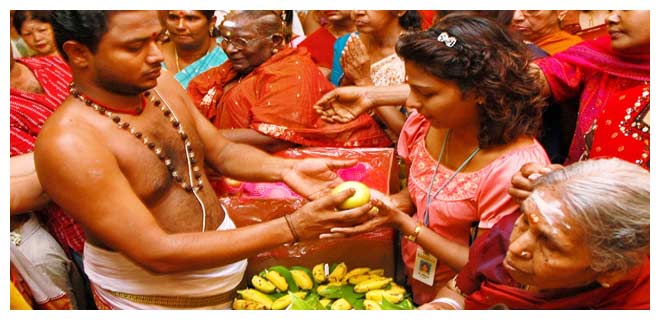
[270,33,285,47]
[62,40,91,68]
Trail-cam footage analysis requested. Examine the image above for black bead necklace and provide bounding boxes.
[69,83,208,231]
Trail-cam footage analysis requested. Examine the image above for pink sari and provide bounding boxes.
[535,36,649,164]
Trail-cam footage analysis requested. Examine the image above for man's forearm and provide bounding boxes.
[212,141,295,182]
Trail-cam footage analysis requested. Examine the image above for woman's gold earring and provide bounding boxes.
[209,26,215,37]
[272,48,279,54]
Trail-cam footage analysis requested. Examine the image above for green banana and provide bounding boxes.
[353,277,392,293]
[290,269,314,290]
[232,298,267,310]
[267,266,298,292]
[251,275,276,293]
[330,298,352,310]
[363,299,382,310]
[271,291,308,310]
[312,263,328,283]
[327,262,347,283]
[341,267,371,283]
[237,289,273,309]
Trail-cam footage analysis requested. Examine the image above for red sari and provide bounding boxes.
[187,46,392,148]
[581,82,650,170]
[456,213,650,309]
[535,36,649,165]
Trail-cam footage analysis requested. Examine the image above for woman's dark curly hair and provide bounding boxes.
[395,13,545,148]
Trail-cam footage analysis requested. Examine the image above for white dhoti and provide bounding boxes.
[83,213,247,309]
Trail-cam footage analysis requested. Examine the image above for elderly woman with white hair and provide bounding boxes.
[418,157,649,310]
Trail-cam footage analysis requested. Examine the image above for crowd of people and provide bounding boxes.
[9,10,650,311]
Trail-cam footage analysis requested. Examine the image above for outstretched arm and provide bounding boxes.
[34,122,372,274]
[314,84,410,123]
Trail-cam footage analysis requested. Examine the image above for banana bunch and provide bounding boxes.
[232,262,414,310]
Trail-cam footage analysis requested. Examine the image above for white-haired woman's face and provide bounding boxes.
[503,192,600,290]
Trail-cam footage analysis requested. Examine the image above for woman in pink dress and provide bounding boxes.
[325,14,550,305]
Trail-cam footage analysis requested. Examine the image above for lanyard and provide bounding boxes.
[423,130,480,226]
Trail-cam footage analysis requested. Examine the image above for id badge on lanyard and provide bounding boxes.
[412,247,437,286]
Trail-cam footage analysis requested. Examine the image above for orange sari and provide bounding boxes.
[188,47,392,148]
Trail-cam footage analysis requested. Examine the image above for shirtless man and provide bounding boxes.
[34,10,374,309]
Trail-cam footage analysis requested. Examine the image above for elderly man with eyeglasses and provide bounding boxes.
[187,10,391,154]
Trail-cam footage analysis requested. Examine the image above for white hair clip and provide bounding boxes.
[437,32,456,47]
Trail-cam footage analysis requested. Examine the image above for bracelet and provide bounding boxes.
[404,223,423,243]
[429,297,463,310]
[284,215,300,243]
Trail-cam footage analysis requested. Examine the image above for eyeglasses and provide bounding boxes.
[219,35,273,50]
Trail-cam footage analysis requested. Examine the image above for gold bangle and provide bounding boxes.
[404,223,423,243]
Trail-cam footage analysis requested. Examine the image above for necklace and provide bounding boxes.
[423,129,480,226]
[69,83,208,232]
[618,81,650,140]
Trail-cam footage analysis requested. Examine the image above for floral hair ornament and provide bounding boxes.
[437,32,457,47]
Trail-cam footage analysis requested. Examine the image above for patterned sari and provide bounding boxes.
[535,36,649,165]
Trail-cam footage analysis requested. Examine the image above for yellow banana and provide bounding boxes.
[250,275,276,293]
[368,269,385,276]
[290,269,314,290]
[319,298,333,308]
[236,289,273,309]
[271,292,308,310]
[388,283,407,295]
[341,267,371,283]
[348,274,383,285]
[353,277,392,293]
[232,298,267,310]
[312,263,327,283]
[327,262,347,283]
[331,298,352,310]
[265,270,288,292]
[363,299,382,310]
[365,289,403,304]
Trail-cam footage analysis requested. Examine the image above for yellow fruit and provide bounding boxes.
[237,289,273,309]
[363,299,382,310]
[331,181,371,210]
[232,298,267,310]
[271,292,308,310]
[319,298,333,308]
[388,283,407,295]
[353,277,392,293]
[265,270,288,292]
[331,298,352,310]
[341,267,371,283]
[251,275,276,293]
[365,289,403,304]
[368,269,385,276]
[328,262,347,283]
[290,270,314,290]
[312,263,327,283]
[348,274,383,285]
